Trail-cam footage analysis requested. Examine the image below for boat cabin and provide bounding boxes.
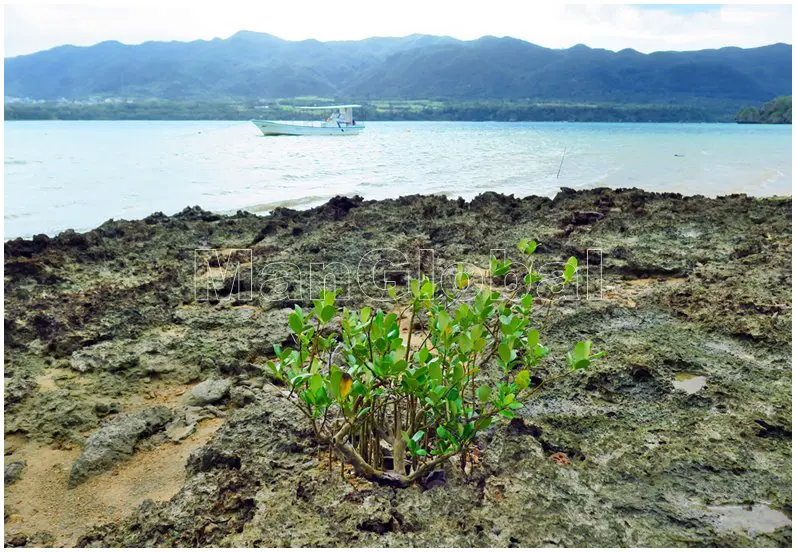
[297,104,361,127]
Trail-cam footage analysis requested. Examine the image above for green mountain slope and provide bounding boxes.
[4,32,791,107]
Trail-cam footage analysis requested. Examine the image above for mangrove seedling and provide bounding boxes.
[266,240,603,487]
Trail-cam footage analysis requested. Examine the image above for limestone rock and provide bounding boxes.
[4,461,26,486]
[185,379,232,406]
[68,406,172,488]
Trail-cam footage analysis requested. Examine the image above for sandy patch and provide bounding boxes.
[4,417,222,547]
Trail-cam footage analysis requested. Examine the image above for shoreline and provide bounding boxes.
[4,188,792,546]
[5,186,794,243]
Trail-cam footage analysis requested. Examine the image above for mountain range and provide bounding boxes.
[4,31,792,106]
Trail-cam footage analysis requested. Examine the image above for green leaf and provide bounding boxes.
[329,370,343,399]
[527,329,539,350]
[436,310,451,331]
[574,358,590,370]
[418,346,430,363]
[266,360,281,379]
[574,340,591,360]
[359,306,372,324]
[452,364,465,384]
[309,373,323,393]
[472,337,487,353]
[475,417,494,431]
[455,269,470,289]
[491,258,510,277]
[351,381,367,398]
[411,430,425,443]
[458,333,472,353]
[516,239,538,255]
[428,360,442,384]
[476,385,492,403]
[515,370,530,390]
[455,303,471,322]
[290,373,310,386]
[288,312,304,334]
[563,256,578,284]
[314,386,329,406]
[320,305,336,324]
[436,426,459,445]
[498,341,512,365]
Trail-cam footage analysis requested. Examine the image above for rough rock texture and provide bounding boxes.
[185,378,232,406]
[164,406,219,443]
[68,406,173,488]
[4,189,792,546]
[3,531,54,548]
[4,461,26,486]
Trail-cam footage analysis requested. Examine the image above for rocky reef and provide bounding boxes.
[4,188,792,546]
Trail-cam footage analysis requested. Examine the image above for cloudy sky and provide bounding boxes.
[4,2,792,58]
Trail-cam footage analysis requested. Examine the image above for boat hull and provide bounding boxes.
[252,120,364,136]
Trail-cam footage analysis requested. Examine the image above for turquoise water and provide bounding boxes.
[4,121,792,239]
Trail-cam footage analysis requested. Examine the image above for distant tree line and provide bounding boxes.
[5,99,738,123]
[735,96,792,124]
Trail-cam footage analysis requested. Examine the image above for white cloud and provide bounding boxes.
[3,1,792,58]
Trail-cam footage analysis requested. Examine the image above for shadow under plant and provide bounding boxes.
[4,188,792,546]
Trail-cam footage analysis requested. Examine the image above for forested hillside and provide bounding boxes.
[736,96,792,123]
[5,32,791,108]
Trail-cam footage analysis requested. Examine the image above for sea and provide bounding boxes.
[4,121,792,239]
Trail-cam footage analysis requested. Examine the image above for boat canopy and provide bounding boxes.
[296,104,359,124]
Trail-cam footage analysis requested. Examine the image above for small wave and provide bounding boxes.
[4,212,33,221]
[232,195,334,214]
[754,167,788,187]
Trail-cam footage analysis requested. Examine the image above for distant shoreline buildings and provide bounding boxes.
[4,96,140,105]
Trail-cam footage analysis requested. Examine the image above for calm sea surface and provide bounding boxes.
[4,121,792,239]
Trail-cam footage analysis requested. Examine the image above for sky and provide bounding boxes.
[3,2,793,58]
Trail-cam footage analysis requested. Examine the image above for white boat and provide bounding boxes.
[252,104,365,136]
